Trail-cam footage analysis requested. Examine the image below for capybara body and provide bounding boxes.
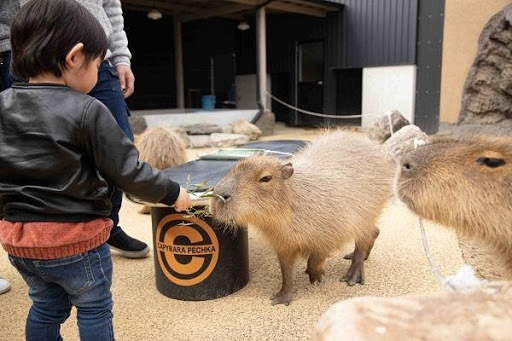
[211,130,395,305]
[135,127,187,169]
[396,136,512,273]
[135,127,187,213]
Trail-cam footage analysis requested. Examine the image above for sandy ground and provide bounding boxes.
[0,123,488,340]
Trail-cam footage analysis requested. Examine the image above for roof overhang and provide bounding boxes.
[121,0,342,22]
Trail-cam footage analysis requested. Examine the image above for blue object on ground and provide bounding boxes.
[201,95,216,110]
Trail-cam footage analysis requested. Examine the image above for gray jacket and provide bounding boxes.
[0,0,131,65]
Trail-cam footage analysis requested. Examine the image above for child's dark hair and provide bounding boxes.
[11,0,107,79]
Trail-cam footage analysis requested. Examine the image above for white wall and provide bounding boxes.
[235,74,271,110]
[361,65,417,127]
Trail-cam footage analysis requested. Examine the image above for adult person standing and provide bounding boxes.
[0,0,17,295]
[0,0,148,258]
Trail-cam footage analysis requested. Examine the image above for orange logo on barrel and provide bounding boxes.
[156,214,219,286]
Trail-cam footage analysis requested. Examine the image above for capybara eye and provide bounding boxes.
[477,157,506,168]
[402,163,412,171]
[259,175,273,182]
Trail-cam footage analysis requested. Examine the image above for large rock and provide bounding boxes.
[232,119,262,141]
[252,110,275,136]
[129,115,147,135]
[187,133,250,148]
[210,133,249,147]
[315,281,512,341]
[368,110,410,143]
[185,124,223,135]
[459,5,512,124]
[381,125,431,161]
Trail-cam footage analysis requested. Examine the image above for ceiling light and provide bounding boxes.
[147,10,163,20]
[237,21,250,31]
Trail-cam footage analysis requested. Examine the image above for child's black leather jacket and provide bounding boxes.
[0,83,180,222]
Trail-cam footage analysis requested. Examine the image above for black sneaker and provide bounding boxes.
[108,230,150,258]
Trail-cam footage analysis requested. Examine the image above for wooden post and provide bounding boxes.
[174,16,185,109]
[256,7,267,110]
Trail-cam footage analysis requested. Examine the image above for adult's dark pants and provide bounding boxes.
[89,61,134,238]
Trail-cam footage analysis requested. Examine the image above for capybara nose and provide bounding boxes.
[212,188,231,203]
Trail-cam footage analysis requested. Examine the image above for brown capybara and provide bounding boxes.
[135,127,188,213]
[210,130,395,305]
[396,135,512,273]
[135,127,187,169]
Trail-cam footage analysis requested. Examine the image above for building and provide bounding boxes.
[121,0,448,134]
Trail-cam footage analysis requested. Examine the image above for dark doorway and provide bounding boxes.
[212,54,237,108]
[295,41,324,127]
[328,68,362,126]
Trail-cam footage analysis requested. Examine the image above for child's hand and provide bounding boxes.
[172,186,192,212]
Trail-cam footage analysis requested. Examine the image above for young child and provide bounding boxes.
[0,0,192,340]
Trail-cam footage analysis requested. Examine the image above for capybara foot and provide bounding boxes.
[343,252,369,261]
[341,264,365,286]
[270,290,292,306]
[305,268,324,284]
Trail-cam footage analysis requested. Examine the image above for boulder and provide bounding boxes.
[381,125,431,161]
[368,110,410,143]
[129,115,147,135]
[315,281,512,341]
[252,110,275,136]
[459,5,512,124]
[232,119,262,141]
[210,133,250,147]
[185,124,223,135]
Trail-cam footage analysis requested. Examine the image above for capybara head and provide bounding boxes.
[396,136,512,244]
[210,156,294,228]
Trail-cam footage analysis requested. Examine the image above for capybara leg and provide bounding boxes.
[341,246,366,286]
[343,228,380,261]
[271,251,298,306]
[341,231,378,286]
[305,253,327,284]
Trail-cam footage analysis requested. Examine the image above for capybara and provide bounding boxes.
[210,130,395,305]
[396,135,512,273]
[135,127,188,213]
[135,127,187,169]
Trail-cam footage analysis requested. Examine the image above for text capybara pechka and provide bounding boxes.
[210,130,395,305]
[396,135,512,274]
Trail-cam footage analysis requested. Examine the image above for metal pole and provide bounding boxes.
[257,7,266,110]
[173,16,185,109]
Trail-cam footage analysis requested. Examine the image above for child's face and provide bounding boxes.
[64,55,102,94]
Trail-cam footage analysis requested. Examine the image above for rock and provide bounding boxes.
[315,281,512,341]
[210,133,250,147]
[252,110,275,136]
[129,115,147,135]
[221,125,233,134]
[438,121,512,137]
[459,5,512,124]
[232,119,262,141]
[381,125,431,161]
[187,133,250,148]
[185,124,223,135]
[368,110,410,143]
[188,135,212,148]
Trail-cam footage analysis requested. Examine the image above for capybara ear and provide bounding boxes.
[281,163,294,179]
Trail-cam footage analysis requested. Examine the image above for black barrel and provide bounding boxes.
[151,206,249,301]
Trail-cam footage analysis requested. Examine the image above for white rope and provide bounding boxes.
[266,90,383,119]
